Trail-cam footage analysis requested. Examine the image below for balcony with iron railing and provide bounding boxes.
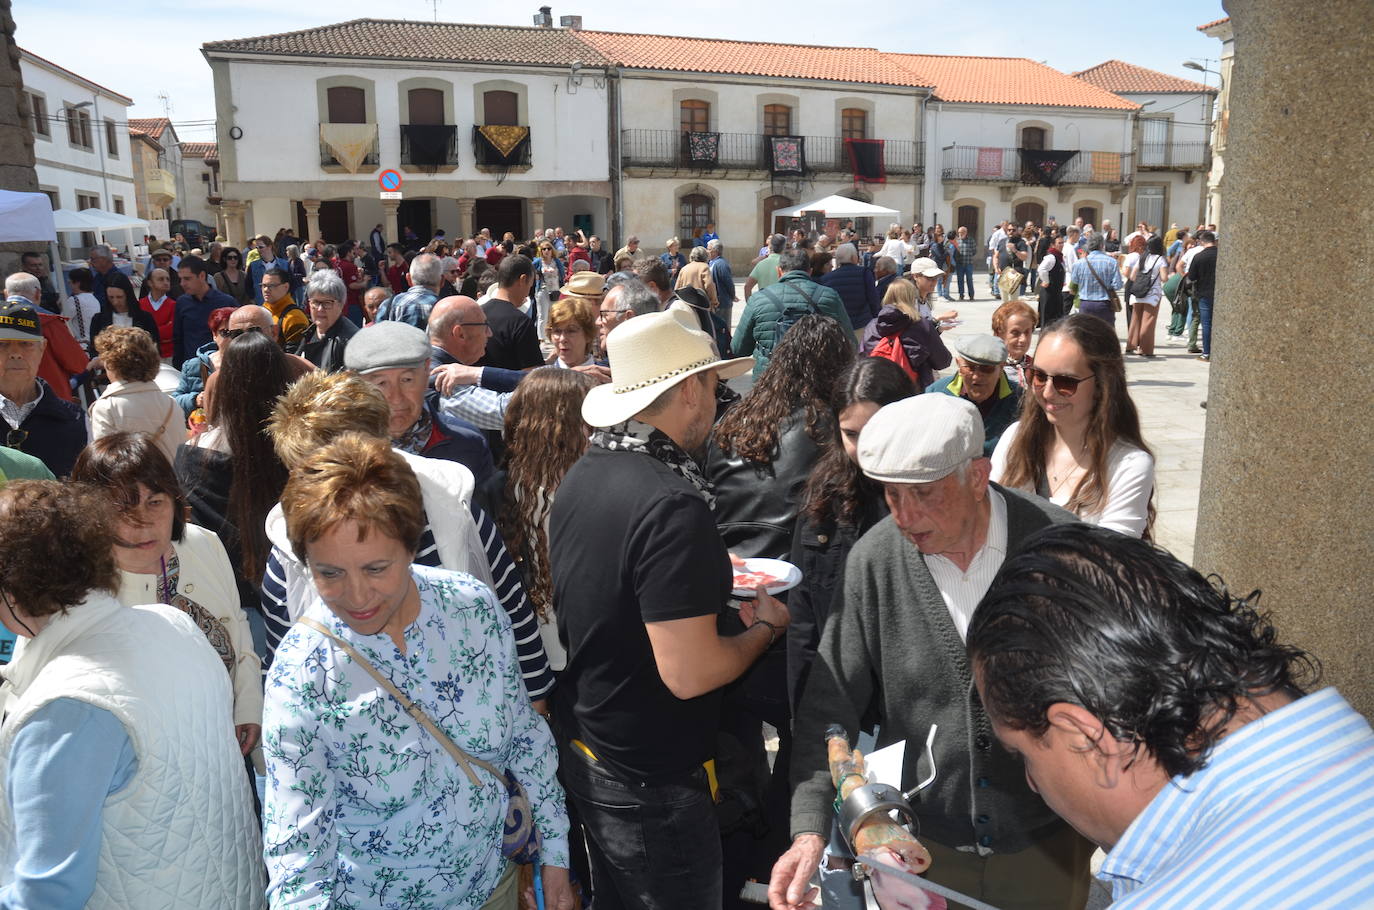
[942,145,1134,186]
[318,122,380,171]
[621,130,924,177]
[1137,141,1209,169]
[400,124,460,171]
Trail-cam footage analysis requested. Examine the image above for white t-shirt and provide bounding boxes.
[1122,252,1164,304]
[62,292,102,346]
[990,420,1155,538]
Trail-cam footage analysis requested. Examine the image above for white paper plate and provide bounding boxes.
[731,557,802,598]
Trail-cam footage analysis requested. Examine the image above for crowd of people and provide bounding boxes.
[0,209,1369,910]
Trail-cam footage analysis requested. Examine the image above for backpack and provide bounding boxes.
[278,301,308,349]
[1127,254,1158,299]
[870,334,918,382]
[772,280,822,348]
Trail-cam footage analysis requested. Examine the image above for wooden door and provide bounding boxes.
[326,86,366,124]
[1014,201,1045,227]
[475,197,524,240]
[408,88,444,125]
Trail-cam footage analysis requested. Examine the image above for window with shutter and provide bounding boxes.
[679,99,709,133]
[408,88,444,125]
[763,104,792,136]
[326,86,367,124]
[483,91,519,126]
[841,108,867,140]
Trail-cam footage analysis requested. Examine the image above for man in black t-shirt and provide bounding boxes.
[1188,231,1219,361]
[550,305,789,909]
[477,254,543,371]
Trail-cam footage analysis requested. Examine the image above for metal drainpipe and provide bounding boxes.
[611,66,624,247]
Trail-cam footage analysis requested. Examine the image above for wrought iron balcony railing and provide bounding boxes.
[941,145,1135,185]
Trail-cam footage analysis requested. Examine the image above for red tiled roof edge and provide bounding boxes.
[1072,60,1214,94]
[19,47,134,105]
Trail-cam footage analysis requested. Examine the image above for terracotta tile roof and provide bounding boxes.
[576,31,932,88]
[129,117,172,140]
[885,54,1138,110]
[1198,16,1230,30]
[19,48,134,105]
[203,18,609,66]
[1073,60,1214,94]
[182,141,218,160]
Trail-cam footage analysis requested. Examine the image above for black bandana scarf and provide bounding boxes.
[590,428,716,510]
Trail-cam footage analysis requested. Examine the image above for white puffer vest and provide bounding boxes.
[0,594,265,910]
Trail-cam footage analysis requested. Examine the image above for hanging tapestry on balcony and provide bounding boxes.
[1090,151,1121,183]
[319,123,377,174]
[975,147,1004,178]
[844,138,885,184]
[404,125,457,173]
[473,125,531,184]
[686,131,720,167]
[768,136,806,177]
[1018,149,1079,186]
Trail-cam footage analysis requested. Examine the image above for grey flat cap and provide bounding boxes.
[344,321,431,374]
[953,334,1008,366]
[858,395,984,484]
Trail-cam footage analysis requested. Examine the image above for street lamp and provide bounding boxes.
[69,99,111,212]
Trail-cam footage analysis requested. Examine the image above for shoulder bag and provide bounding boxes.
[298,617,541,864]
[1085,256,1122,312]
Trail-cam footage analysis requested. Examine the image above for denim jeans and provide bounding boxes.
[1197,296,1213,356]
[955,263,975,298]
[935,273,953,299]
[1078,299,1116,327]
[560,745,722,910]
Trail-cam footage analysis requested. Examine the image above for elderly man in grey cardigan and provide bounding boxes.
[768,394,1094,910]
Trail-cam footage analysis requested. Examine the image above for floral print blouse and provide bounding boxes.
[263,565,569,909]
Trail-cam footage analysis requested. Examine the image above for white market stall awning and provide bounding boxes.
[0,190,57,244]
[51,208,149,235]
[771,194,901,220]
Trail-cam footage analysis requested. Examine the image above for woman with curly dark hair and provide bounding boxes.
[991,313,1155,537]
[704,313,853,891]
[176,330,293,619]
[491,368,597,671]
[786,357,914,707]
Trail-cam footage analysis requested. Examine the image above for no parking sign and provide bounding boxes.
[379,170,403,199]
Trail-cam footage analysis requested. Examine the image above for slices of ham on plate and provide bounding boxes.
[731,557,803,598]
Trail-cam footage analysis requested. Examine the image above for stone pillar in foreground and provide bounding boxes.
[1194,0,1374,716]
[302,199,322,246]
[456,197,476,240]
[381,200,400,247]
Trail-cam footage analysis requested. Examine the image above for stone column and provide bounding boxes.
[1193,0,1374,716]
[456,197,476,239]
[527,197,545,237]
[381,200,400,246]
[302,199,322,245]
[0,0,41,274]
[220,201,247,249]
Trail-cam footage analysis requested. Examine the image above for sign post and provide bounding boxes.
[379,169,403,200]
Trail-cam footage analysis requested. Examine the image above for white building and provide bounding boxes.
[1073,60,1217,232]
[127,118,188,223]
[204,16,1225,268]
[201,19,614,248]
[18,49,137,219]
[1197,17,1234,226]
[179,141,223,236]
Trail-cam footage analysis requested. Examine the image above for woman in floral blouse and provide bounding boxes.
[264,434,572,909]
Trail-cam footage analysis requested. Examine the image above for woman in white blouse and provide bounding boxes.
[990,313,1155,537]
[71,432,263,766]
[88,327,183,464]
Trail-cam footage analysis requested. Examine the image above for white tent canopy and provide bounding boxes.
[51,207,149,236]
[770,194,900,220]
[0,190,57,244]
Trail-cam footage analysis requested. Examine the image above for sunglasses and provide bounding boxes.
[222,325,264,339]
[1027,367,1094,396]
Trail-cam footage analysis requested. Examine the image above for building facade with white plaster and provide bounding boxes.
[18,49,137,219]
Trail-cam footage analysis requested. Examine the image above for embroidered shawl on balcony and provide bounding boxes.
[975,147,1004,178]
[768,135,806,176]
[319,123,376,174]
[1018,149,1078,186]
[844,138,885,184]
[685,131,720,167]
[477,125,530,159]
[1090,151,1122,183]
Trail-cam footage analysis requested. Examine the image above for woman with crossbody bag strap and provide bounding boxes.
[263,434,576,910]
[1124,235,1170,357]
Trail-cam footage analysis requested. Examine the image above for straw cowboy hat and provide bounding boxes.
[559,269,606,301]
[582,302,750,427]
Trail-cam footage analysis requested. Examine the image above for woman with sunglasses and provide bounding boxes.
[213,247,253,305]
[991,313,1155,538]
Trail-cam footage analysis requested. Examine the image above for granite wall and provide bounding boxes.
[1194,0,1374,716]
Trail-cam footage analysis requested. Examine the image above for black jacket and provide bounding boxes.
[291,316,358,372]
[785,488,888,709]
[13,379,86,478]
[87,306,161,356]
[704,408,827,560]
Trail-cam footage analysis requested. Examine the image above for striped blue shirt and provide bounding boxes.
[1100,687,1374,908]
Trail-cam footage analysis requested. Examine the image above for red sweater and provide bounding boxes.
[139,295,177,358]
[38,312,88,402]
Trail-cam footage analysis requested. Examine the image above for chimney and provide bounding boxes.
[560,14,582,30]
[533,6,553,27]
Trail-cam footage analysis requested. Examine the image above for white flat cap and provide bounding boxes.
[858,394,985,483]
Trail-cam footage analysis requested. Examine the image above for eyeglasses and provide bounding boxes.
[222,325,265,339]
[309,297,340,308]
[459,321,491,333]
[596,308,622,321]
[1026,367,1094,396]
[958,360,1001,375]
[5,428,27,449]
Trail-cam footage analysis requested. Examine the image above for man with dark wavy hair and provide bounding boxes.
[969,523,1374,908]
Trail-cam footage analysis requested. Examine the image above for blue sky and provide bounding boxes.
[12,0,1227,136]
